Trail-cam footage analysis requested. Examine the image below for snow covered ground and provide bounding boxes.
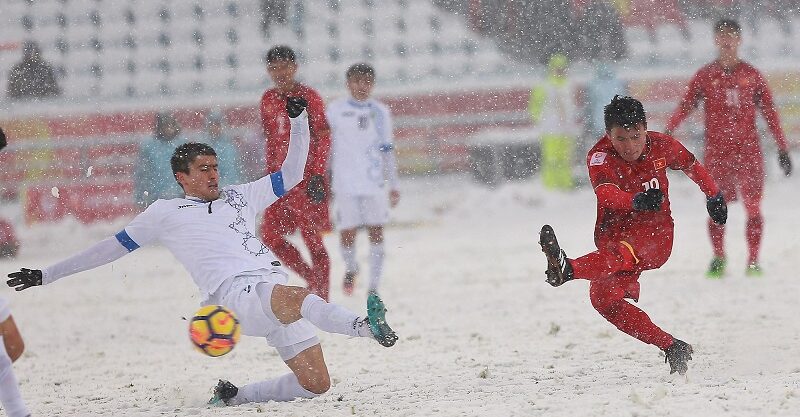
[2,166,799,416]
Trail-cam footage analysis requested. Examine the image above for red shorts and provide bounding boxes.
[705,158,764,204]
[596,217,674,273]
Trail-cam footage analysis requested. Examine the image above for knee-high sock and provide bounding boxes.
[708,219,726,259]
[300,294,373,338]
[368,242,385,292]
[746,215,763,265]
[590,282,673,350]
[302,228,330,301]
[340,243,358,274]
[231,372,317,405]
[0,337,30,417]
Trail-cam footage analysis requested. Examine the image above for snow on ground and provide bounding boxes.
[1,169,799,416]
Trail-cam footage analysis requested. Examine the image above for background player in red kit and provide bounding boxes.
[260,46,332,300]
[665,19,793,278]
[539,96,728,375]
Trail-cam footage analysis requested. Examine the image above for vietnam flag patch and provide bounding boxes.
[653,157,666,170]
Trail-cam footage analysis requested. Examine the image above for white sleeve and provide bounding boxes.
[41,236,130,285]
[239,110,311,211]
[0,296,9,323]
[378,106,399,190]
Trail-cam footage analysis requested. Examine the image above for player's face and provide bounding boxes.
[177,155,220,200]
[267,60,298,93]
[347,74,374,101]
[608,123,647,162]
[714,30,741,57]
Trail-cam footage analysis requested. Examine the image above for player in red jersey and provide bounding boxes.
[539,96,728,375]
[665,19,793,278]
[259,46,332,300]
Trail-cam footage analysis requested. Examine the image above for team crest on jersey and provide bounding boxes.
[653,158,666,170]
[589,152,607,166]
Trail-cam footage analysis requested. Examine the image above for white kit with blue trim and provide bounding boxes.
[40,111,311,301]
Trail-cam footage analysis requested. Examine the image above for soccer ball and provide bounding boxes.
[189,305,241,357]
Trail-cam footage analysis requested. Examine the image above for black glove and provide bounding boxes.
[7,268,43,291]
[778,150,792,177]
[286,97,308,118]
[306,174,326,204]
[0,126,6,151]
[632,188,664,211]
[706,192,727,225]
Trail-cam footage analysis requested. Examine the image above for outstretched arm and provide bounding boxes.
[665,73,703,134]
[7,236,131,291]
[241,97,311,211]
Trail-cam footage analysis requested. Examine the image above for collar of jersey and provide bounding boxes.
[184,195,215,203]
[347,98,372,108]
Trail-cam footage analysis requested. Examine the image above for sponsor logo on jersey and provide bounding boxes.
[589,152,607,166]
[653,158,667,170]
[342,111,356,117]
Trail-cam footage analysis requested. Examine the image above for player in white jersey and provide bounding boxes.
[6,98,398,407]
[0,296,30,417]
[326,63,400,296]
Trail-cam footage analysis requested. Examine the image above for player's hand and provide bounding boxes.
[706,192,727,225]
[286,97,308,118]
[0,126,7,151]
[778,150,792,177]
[306,174,326,204]
[632,188,664,211]
[6,268,43,291]
[390,190,400,208]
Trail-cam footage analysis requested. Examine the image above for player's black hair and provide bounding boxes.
[265,45,296,64]
[604,95,647,131]
[0,126,7,151]
[171,142,217,178]
[346,63,375,79]
[714,19,741,35]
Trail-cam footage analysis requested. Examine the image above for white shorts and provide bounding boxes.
[334,194,389,230]
[205,270,318,360]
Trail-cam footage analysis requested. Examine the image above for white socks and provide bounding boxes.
[368,242,385,292]
[231,372,316,405]
[300,294,373,338]
[341,244,358,274]
[0,337,30,417]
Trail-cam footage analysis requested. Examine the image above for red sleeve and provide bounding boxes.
[259,93,271,139]
[683,161,719,197]
[306,90,331,176]
[754,71,789,152]
[666,71,703,132]
[595,184,635,210]
[588,155,634,211]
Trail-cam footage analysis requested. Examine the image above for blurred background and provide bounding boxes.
[1,0,799,239]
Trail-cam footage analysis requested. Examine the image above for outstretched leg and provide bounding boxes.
[300,226,331,300]
[589,275,673,349]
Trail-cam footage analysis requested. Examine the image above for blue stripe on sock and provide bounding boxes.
[271,170,286,197]
[115,230,140,252]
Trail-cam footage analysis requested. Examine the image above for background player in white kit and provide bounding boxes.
[0,296,30,417]
[327,63,400,296]
[6,98,398,407]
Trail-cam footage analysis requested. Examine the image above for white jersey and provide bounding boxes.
[40,112,311,302]
[121,178,285,300]
[327,97,397,196]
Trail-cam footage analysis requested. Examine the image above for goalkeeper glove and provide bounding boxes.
[706,192,727,225]
[778,150,792,177]
[286,97,308,118]
[306,175,326,204]
[7,268,42,291]
[632,188,664,211]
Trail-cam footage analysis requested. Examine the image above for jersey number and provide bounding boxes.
[642,178,660,191]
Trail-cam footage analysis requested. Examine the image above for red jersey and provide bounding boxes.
[260,83,331,230]
[666,61,789,165]
[588,131,718,249]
